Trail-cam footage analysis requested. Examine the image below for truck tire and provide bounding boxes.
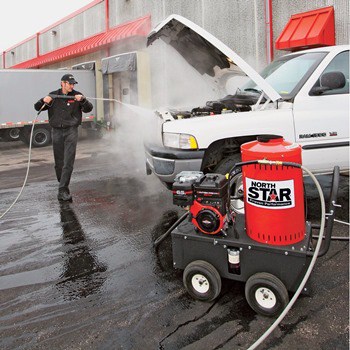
[31,128,52,147]
[214,153,241,175]
[214,153,244,214]
[3,128,20,142]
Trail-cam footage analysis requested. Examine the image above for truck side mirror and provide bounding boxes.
[310,71,346,95]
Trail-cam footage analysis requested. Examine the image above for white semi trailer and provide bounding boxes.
[0,69,97,147]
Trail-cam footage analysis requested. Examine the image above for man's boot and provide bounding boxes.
[58,188,72,202]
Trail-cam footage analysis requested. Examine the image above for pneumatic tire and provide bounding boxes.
[245,272,289,317]
[183,260,221,301]
[213,153,241,175]
[3,128,21,142]
[32,128,52,147]
[214,153,244,214]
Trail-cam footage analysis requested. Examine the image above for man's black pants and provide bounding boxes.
[52,126,78,191]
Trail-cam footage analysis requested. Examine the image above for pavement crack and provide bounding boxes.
[212,325,247,350]
[158,298,219,349]
[262,314,309,349]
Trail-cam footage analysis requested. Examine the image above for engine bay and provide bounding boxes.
[169,91,264,119]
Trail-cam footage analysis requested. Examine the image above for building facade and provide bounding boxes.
[1,0,349,119]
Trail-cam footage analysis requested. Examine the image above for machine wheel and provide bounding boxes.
[31,128,52,147]
[245,272,289,317]
[183,260,221,301]
[214,153,244,214]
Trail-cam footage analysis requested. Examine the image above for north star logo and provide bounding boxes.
[246,178,295,209]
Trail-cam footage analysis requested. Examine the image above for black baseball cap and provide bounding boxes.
[61,74,78,84]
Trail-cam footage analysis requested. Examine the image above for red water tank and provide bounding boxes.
[241,135,305,246]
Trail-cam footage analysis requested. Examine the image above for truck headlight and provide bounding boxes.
[163,132,198,149]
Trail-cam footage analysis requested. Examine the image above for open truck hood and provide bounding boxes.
[147,14,281,102]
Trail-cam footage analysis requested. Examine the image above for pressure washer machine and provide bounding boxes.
[168,136,340,317]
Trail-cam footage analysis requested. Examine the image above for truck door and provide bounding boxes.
[292,49,349,173]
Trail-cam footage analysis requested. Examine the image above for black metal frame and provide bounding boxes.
[171,166,340,293]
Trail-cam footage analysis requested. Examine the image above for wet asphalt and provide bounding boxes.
[0,137,348,350]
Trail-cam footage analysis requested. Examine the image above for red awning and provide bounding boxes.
[276,7,335,51]
[12,15,151,69]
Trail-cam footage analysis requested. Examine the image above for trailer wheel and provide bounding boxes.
[245,272,289,317]
[183,260,221,301]
[3,128,21,141]
[32,128,51,147]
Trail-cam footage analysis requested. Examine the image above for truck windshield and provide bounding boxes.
[242,52,327,100]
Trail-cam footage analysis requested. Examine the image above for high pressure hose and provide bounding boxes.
[0,104,347,348]
[0,104,46,220]
[247,163,326,350]
[153,211,190,248]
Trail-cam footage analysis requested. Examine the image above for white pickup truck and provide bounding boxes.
[145,15,349,188]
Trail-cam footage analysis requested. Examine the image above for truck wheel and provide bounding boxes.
[214,153,241,175]
[245,272,289,317]
[3,128,20,141]
[214,154,244,214]
[31,128,52,147]
[183,260,221,301]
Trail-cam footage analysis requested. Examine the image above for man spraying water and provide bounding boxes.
[34,74,93,202]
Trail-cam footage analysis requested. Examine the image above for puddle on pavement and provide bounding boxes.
[0,203,107,299]
[55,202,107,300]
[0,263,61,290]
[0,174,178,302]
